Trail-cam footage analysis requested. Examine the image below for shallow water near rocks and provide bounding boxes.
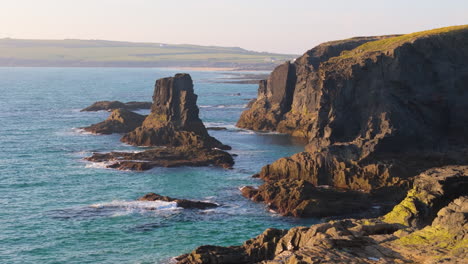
[0,67,317,264]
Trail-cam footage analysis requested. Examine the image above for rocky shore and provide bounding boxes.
[177,166,468,264]
[83,73,233,170]
[176,25,468,263]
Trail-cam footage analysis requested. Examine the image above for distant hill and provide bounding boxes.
[0,38,297,70]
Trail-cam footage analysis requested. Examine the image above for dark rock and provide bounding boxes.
[241,179,372,217]
[207,127,227,131]
[80,100,151,112]
[121,73,230,150]
[236,26,468,215]
[138,193,218,209]
[82,108,146,134]
[85,146,234,171]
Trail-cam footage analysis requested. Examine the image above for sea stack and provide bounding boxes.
[85,73,234,170]
[122,73,230,150]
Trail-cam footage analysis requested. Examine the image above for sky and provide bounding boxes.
[0,0,467,54]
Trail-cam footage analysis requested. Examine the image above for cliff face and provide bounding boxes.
[122,73,230,150]
[238,26,468,212]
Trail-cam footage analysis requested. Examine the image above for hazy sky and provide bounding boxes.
[1,0,467,54]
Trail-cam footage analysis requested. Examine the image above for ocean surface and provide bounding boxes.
[0,67,317,264]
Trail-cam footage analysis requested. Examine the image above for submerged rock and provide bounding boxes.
[138,193,218,209]
[82,108,146,134]
[85,146,234,171]
[81,100,152,112]
[176,166,468,264]
[206,127,227,131]
[121,73,230,150]
[236,25,468,216]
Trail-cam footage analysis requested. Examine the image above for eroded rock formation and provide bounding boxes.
[81,100,152,112]
[82,108,146,134]
[84,73,233,170]
[176,166,468,264]
[122,73,230,150]
[237,25,468,216]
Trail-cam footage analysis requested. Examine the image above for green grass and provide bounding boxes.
[0,38,298,68]
[337,25,468,59]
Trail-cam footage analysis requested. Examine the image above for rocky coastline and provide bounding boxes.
[175,25,468,263]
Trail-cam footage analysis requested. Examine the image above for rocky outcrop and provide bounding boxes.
[237,25,468,216]
[382,166,468,228]
[176,166,468,264]
[122,73,230,150]
[241,179,372,218]
[81,101,152,112]
[84,73,233,170]
[85,146,234,170]
[82,108,146,134]
[138,193,218,209]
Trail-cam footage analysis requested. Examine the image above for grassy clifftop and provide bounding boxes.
[336,25,468,59]
[0,38,297,69]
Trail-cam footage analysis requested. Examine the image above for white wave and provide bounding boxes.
[89,200,180,211]
[71,127,94,135]
[85,161,112,169]
[199,104,246,109]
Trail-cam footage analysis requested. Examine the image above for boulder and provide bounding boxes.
[80,100,151,112]
[138,193,218,209]
[82,108,146,134]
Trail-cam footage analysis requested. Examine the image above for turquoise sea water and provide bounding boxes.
[0,68,317,264]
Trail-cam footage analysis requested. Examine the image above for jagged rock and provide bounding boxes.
[121,73,230,150]
[82,108,146,134]
[85,146,234,170]
[138,193,218,209]
[176,166,468,264]
[241,179,371,217]
[237,26,468,215]
[387,196,468,263]
[382,165,468,228]
[80,100,151,112]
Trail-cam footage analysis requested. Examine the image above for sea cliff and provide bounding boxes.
[177,25,468,263]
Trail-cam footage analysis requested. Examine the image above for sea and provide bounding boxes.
[0,67,318,264]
